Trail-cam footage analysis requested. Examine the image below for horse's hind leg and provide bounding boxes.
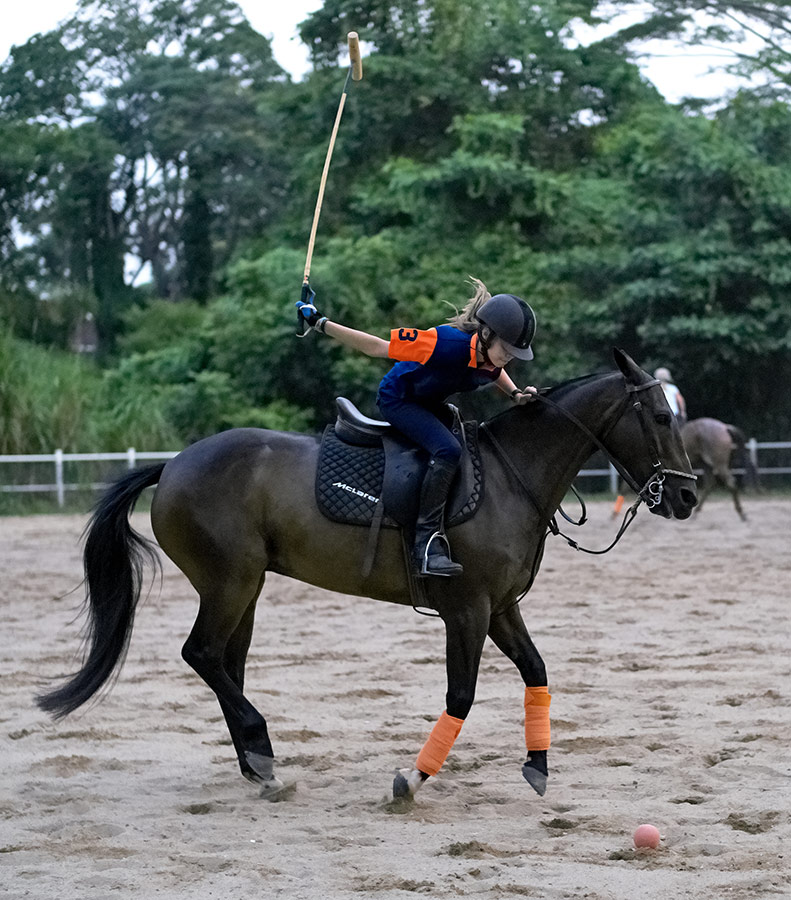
[487,604,550,796]
[182,570,281,792]
[215,587,280,788]
[720,469,747,520]
[693,466,713,516]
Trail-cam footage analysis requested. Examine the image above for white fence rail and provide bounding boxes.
[0,450,178,507]
[1,439,789,508]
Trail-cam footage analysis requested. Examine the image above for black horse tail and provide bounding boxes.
[726,425,760,489]
[36,463,166,719]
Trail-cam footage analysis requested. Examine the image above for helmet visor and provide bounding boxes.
[501,339,534,361]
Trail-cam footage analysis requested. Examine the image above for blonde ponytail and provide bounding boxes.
[447,277,491,333]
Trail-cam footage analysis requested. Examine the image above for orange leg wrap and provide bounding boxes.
[416,711,465,776]
[613,494,625,515]
[524,686,551,751]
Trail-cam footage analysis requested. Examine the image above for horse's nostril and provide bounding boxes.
[682,488,698,508]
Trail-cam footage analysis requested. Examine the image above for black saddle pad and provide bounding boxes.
[316,424,483,529]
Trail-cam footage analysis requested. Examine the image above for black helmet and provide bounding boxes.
[477,294,536,360]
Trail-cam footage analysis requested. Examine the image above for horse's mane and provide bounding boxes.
[483,370,615,428]
[541,372,607,400]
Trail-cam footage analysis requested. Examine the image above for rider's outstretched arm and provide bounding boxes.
[323,321,390,358]
[296,295,389,358]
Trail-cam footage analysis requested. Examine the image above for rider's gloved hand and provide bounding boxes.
[296,299,321,326]
[296,284,323,327]
[511,386,538,405]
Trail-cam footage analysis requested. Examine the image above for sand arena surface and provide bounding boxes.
[1,498,790,899]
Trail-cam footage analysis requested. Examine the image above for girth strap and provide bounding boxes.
[361,498,386,579]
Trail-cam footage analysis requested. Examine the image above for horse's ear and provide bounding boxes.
[613,347,639,380]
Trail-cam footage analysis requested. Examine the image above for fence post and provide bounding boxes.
[609,463,619,495]
[748,437,758,472]
[127,447,136,470]
[55,449,64,508]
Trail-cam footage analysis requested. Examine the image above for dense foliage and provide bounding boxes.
[1,0,790,450]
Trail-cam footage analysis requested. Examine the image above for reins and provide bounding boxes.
[480,376,697,559]
[480,418,639,560]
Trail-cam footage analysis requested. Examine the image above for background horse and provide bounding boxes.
[681,417,758,521]
[37,349,696,802]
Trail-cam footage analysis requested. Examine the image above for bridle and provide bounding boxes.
[613,378,698,510]
[480,375,697,557]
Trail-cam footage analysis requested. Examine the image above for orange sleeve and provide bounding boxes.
[388,327,438,364]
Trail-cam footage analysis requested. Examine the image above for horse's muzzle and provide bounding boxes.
[660,482,698,520]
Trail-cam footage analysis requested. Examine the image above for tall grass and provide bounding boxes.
[0,330,179,452]
[0,330,96,452]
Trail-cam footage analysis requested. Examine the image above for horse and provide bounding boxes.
[36,349,697,802]
[681,417,758,521]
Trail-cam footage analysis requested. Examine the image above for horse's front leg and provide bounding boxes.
[487,603,551,796]
[393,600,490,800]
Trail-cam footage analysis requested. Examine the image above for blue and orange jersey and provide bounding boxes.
[377,324,501,403]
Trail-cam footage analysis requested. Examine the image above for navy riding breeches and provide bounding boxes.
[376,396,461,465]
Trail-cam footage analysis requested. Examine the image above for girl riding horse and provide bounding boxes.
[37,349,698,801]
[297,278,537,577]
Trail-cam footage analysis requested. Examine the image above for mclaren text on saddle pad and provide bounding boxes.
[332,481,380,504]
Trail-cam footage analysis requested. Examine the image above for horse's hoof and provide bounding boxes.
[259,776,294,801]
[393,768,426,799]
[522,762,548,796]
[393,772,411,798]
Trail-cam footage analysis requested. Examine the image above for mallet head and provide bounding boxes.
[348,32,363,81]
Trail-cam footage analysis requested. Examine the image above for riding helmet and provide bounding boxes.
[477,294,536,360]
[654,367,672,383]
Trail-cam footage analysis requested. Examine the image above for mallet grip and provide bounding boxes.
[348,32,363,81]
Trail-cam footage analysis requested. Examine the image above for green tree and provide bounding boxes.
[548,100,791,434]
[4,0,791,447]
[0,0,285,353]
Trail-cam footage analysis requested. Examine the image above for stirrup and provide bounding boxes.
[414,533,463,578]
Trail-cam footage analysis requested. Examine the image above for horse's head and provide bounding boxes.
[609,349,697,519]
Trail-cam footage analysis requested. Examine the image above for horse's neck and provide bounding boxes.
[486,373,624,514]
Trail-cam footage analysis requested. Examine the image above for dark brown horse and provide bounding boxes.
[37,350,697,801]
[681,417,757,521]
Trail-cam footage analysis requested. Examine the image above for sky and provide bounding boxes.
[0,0,324,80]
[0,0,759,103]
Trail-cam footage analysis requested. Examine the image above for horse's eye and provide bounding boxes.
[655,412,672,426]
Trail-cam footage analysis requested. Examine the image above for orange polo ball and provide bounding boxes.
[633,824,661,849]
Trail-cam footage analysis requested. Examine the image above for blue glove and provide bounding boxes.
[296,299,321,326]
[296,286,321,326]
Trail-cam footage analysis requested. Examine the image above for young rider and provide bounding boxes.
[297,278,538,577]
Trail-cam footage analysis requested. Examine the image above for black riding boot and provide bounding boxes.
[412,458,464,577]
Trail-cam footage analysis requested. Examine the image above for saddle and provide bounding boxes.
[316,398,484,578]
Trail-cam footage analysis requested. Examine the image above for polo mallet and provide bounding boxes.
[298,31,363,336]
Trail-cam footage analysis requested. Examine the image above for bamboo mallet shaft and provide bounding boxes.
[303,33,363,283]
